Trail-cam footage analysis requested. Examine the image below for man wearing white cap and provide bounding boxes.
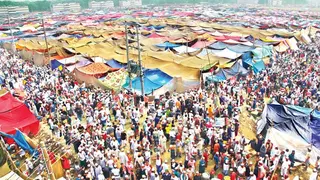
[309,169,318,180]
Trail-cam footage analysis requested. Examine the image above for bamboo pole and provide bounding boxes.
[0,137,29,180]
[39,142,56,180]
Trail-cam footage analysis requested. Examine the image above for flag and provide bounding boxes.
[0,130,38,157]
[50,59,64,71]
[58,65,63,71]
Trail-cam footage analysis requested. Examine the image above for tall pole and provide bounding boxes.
[135,24,144,96]
[41,17,51,66]
[7,10,15,55]
[40,142,56,180]
[125,23,132,90]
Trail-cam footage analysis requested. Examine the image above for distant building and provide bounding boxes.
[89,1,114,9]
[271,0,282,6]
[119,0,142,7]
[52,3,81,13]
[237,0,258,4]
[0,6,29,17]
[307,0,319,7]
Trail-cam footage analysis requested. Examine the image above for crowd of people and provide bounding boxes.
[0,34,319,180]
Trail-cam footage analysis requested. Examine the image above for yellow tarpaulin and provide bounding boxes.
[52,159,64,179]
[0,162,11,177]
[285,37,299,51]
[274,42,289,52]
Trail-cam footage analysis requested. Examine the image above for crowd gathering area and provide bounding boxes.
[0,5,320,180]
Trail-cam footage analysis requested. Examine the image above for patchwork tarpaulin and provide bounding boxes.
[257,103,320,164]
[98,68,128,91]
[123,69,172,95]
[0,92,39,136]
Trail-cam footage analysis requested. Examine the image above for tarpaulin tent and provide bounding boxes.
[257,102,320,164]
[206,61,248,82]
[214,48,242,59]
[227,44,254,53]
[106,59,126,69]
[0,92,39,136]
[274,42,289,53]
[66,59,92,72]
[209,41,227,50]
[173,46,198,54]
[191,40,214,49]
[77,62,110,76]
[0,130,37,156]
[57,55,87,65]
[98,68,128,91]
[251,46,272,59]
[123,69,172,95]
[155,42,180,49]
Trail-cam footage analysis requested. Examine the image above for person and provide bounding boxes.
[248,171,256,180]
[199,157,206,174]
[162,169,171,180]
[305,148,311,170]
[309,169,318,180]
[230,168,237,180]
[288,150,295,167]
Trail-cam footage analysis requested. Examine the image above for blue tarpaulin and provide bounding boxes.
[311,110,320,149]
[258,103,320,149]
[227,44,254,53]
[252,60,265,74]
[0,130,38,156]
[106,59,126,69]
[208,41,227,50]
[207,62,248,82]
[155,42,180,49]
[123,69,172,94]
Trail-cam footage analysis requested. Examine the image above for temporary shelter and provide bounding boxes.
[257,102,320,164]
[123,69,172,95]
[0,92,39,136]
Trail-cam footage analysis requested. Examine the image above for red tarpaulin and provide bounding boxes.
[0,92,39,136]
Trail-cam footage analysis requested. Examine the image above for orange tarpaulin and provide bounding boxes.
[77,62,110,75]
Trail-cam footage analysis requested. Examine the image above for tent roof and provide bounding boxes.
[209,41,227,50]
[0,92,39,135]
[214,48,242,59]
[155,42,180,49]
[191,40,214,48]
[106,59,126,69]
[77,62,110,75]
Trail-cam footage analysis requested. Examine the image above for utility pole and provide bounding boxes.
[41,16,51,66]
[7,10,15,55]
[135,24,144,96]
[39,142,56,180]
[125,23,132,90]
